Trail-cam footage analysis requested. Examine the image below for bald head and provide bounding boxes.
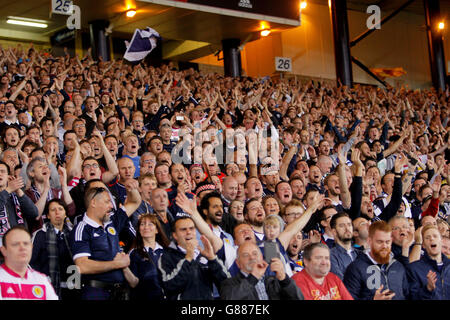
[118,157,136,180]
[317,155,333,175]
[222,176,238,201]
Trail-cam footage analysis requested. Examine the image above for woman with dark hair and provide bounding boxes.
[30,198,78,300]
[123,213,170,300]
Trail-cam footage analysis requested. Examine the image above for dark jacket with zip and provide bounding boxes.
[343,251,410,300]
[157,242,230,300]
[406,252,450,300]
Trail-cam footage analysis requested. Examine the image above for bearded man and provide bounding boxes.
[343,221,411,300]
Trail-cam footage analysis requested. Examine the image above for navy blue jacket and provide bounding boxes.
[343,252,410,300]
[157,242,230,300]
[406,253,450,300]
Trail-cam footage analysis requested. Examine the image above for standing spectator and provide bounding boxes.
[124,214,170,300]
[343,221,410,300]
[352,217,370,251]
[70,180,141,300]
[30,199,77,300]
[0,161,38,247]
[329,212,360,279]
[406,225,450,299]
[0,226,58,300]
[157,216,230,300]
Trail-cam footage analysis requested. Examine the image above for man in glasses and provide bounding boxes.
[70,179,141,300]
[69,156,119,217]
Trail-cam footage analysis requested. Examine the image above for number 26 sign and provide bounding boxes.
[275,57,292,72]
[52,0,73,15]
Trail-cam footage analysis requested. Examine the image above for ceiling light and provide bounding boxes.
[261,29,271,37]
[438,22,445,30]
[7,18,47,28]
[300,1,307,10]
[126,9,136,17]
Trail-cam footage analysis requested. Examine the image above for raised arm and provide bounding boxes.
[123,179,142,216]
[175,191,223,254]
[278,196,323,250]
[90,130,119,183]
[337,147,351,209]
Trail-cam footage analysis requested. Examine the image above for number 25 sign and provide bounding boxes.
[52,0,73,15]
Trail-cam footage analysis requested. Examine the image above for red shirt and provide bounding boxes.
[292,269,353,300]
[421,197,439,218]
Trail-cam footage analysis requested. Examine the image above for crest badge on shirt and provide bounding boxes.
[32,285,44,299]
[107,226,116,235]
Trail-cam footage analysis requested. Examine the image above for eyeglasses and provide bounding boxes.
[83,163,99,169]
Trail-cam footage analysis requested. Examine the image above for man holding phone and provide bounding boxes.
[220,242,303,300]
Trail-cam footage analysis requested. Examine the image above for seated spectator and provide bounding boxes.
[220,242,303,300]
[292,243,353,300]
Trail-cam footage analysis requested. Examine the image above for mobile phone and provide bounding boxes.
[263,241,280,264]
[176,116,184,121]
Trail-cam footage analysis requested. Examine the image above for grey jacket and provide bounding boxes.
[330,243,360,280]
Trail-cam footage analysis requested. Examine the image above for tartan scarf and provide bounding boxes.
[0,193,24,241]
[45,221,72,297]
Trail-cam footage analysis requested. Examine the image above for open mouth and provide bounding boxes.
[430,244,437,249]
[89,171,97,177]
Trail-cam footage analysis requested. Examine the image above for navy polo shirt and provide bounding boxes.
[70,208,129,284]
[108,178,128,204]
